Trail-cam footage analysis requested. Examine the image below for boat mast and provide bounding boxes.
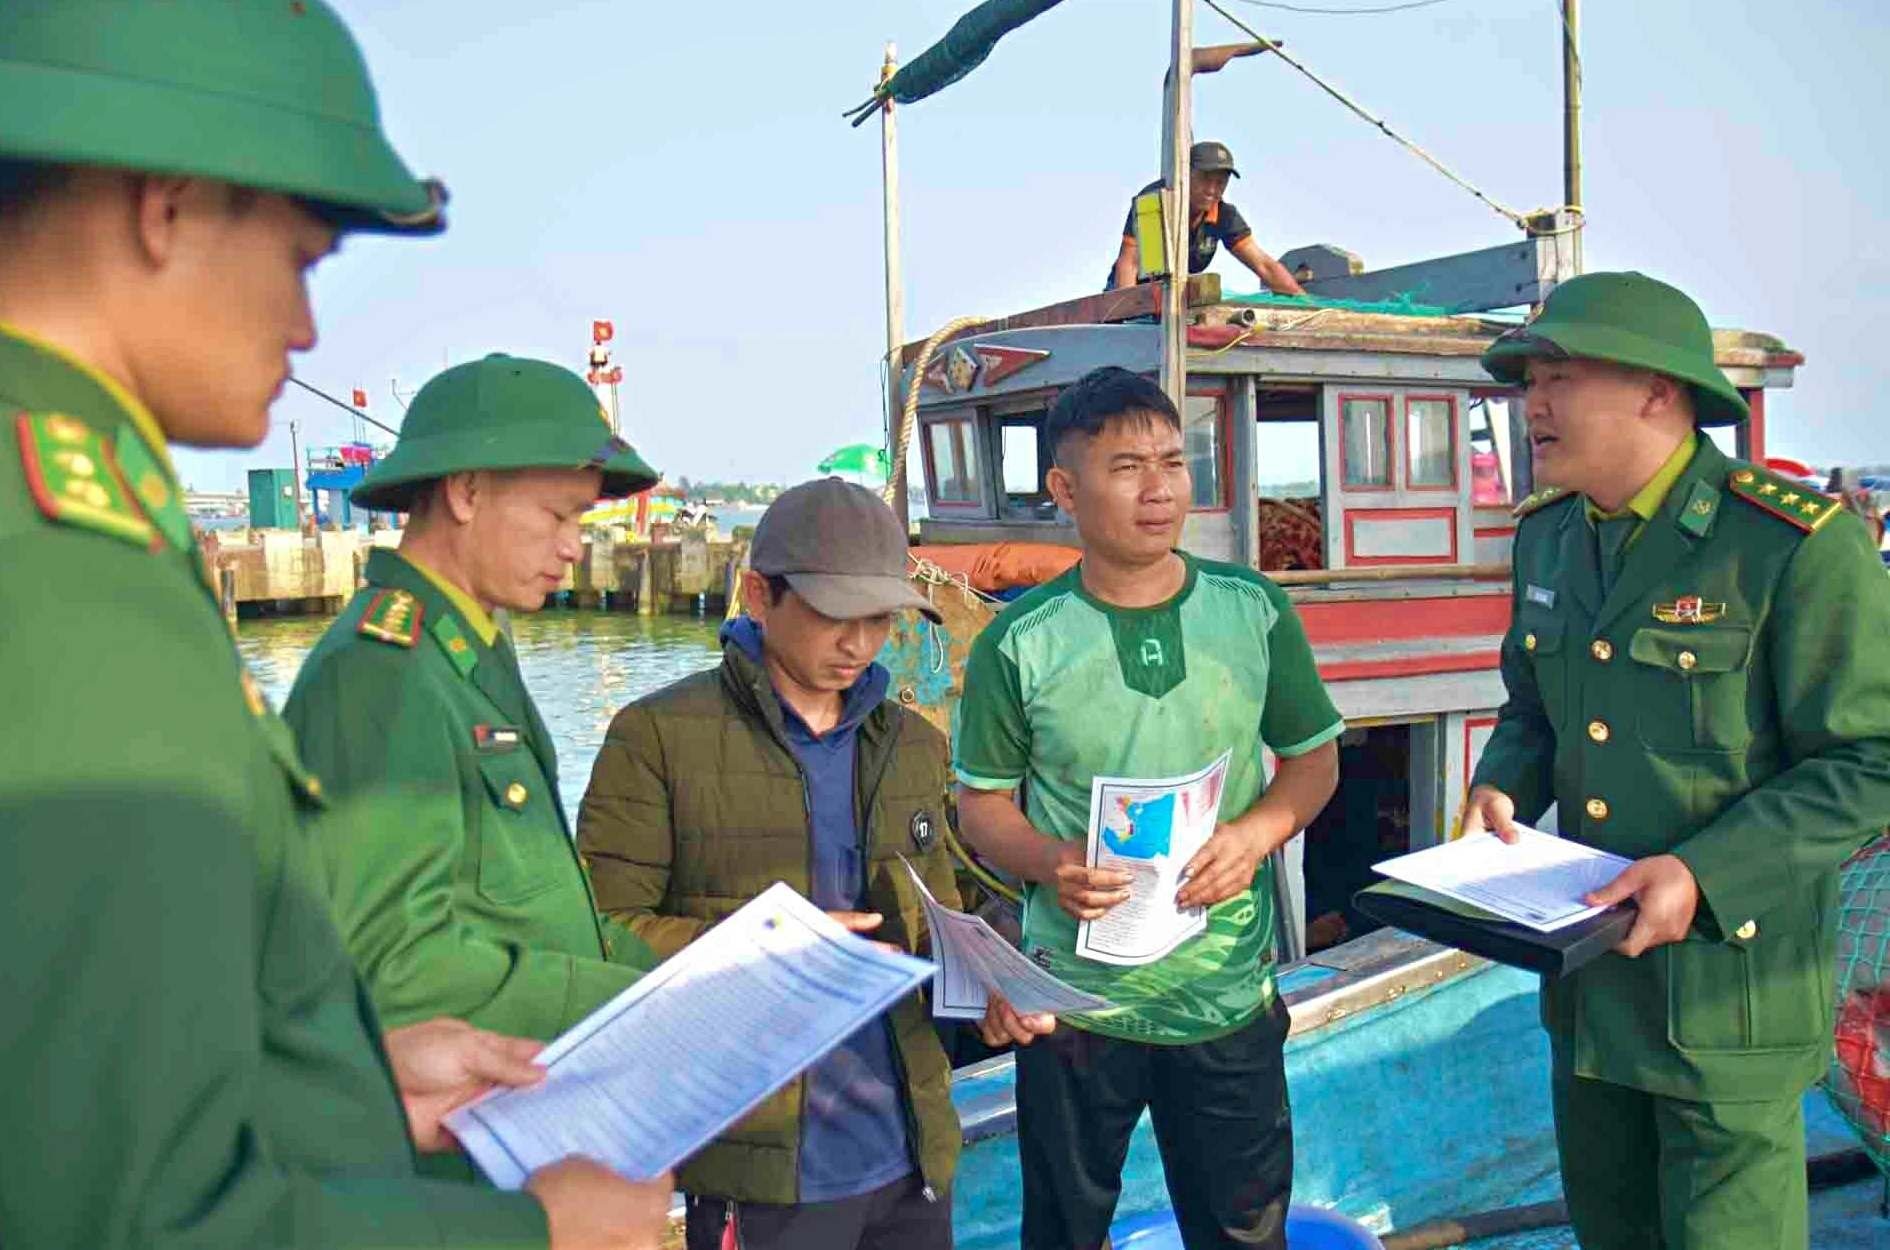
[1562,0,1583,274]
[879,43,909,527]
[1159,0,1193,413]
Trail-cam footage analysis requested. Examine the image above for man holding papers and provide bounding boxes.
[578,478,1049,1250]
[284,355,662,1073]
[1462,272,1890,1250]
[955,367,1344,1250]
[0,2,668,1245]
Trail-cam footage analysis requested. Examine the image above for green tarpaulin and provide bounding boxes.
[845,0,1068,126]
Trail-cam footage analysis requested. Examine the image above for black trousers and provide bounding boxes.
[1014,996,1293,1250]
[683,1175,951,1250]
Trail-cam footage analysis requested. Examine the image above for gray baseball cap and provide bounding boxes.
[751,478,941,623]
[1191,140,1240,177]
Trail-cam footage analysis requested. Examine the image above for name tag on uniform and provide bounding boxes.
[1525,585,1557,609]
[473,723,522,751]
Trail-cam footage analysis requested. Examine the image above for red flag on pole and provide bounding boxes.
[592,320,614,345]
[351,388,368,409]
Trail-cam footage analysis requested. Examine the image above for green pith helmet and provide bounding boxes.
[351,355,660,512]
[1481,271,1750,427]
[0,0,444,234]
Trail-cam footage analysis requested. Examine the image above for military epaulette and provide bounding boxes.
[1511,486,1574,519]
[357,588,424,647]
[1726,465,1843,534]
[14,411,156,548]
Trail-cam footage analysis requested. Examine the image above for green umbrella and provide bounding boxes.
[817,442,890,481]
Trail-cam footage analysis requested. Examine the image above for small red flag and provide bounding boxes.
[592,320,614,345]
[351,388,368,409]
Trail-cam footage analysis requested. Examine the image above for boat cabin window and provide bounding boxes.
[1339,395,1393,488]
[925,417,982,508]
[1405,395,1457,489]
[1255,385,1324,572]
[997,410,1057,521]
[1184,393,1226,510]
[1467,393,1529,505]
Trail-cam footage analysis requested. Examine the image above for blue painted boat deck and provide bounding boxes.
[949,956,1888,1249]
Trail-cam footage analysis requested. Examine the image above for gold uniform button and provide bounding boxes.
[504,782,528,806]
[1677,650,1698,672]
[1523,632,1538,652]
[1585,797,1609,821]
[1590,639,1613,662]
[1734,920,1758,941]
[1587,720,1610,744]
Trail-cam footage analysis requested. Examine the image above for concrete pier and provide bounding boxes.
[200,525,746,620]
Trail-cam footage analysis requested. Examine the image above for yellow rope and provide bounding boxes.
[884,316,990,508]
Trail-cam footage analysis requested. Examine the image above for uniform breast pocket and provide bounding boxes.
[1629,626,1753,753]
[1517,614,1567,728]
[473,753,564,905]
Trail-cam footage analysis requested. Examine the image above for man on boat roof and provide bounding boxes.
[1464,270,1890,1250]
[1107,140,1306,296]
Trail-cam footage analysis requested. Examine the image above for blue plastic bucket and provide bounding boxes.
[1110,1204,1385,1249]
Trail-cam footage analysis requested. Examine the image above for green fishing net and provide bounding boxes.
[1826,835,1890,1174]
[1223,290,1456,318]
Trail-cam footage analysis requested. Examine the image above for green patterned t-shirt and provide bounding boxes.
[953,553,1343,1044]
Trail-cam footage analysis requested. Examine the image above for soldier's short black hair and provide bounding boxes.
[0,159,70,221]
[1046,366,1181,467]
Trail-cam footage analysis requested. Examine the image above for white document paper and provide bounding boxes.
[442,882,934,1188]
[1373,824,1633,933]
[1075,751,1233,966]
[898,856,1113,1020]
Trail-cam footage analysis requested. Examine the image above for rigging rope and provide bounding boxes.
[883,315,989,508]
[1201,0,1536,232]
[1227,0,1453,13]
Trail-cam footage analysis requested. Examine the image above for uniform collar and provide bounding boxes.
[397,549,501,646]
[1584,433,1698,526]
[0,322,176,480]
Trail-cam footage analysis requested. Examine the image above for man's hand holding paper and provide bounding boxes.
[1461,788,1698,957]
[1053,841,1133,921]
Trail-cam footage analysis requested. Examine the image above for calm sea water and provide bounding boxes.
[238,609,727,814]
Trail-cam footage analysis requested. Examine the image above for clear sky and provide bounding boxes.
[175,0,1890,494]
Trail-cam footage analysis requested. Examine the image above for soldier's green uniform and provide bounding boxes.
[1472,272,1890,1249]
[0,3,545,1242]
[283,356,661,1048]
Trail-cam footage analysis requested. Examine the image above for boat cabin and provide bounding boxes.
[898,274,1805,957]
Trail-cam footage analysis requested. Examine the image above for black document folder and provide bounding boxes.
[1353,880,1635,978]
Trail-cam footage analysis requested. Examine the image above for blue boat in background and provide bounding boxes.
[943,932,1888,1249]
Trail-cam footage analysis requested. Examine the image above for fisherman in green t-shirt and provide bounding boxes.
[954,366,1343,1250]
